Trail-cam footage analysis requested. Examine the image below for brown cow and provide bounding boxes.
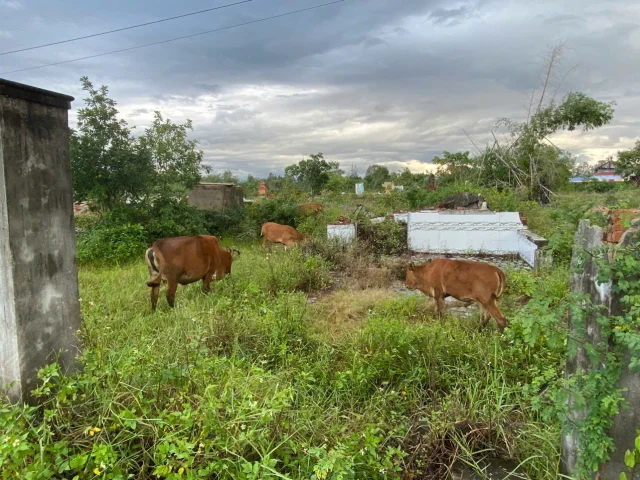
[405,258,507,331]
[298,202,323,215]
[260,222,307,250]
[145,235,239,311]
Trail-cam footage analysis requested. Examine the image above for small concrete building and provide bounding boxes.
[186,183,244,211]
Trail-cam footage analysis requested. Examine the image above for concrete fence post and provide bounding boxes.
[0,78,81,403]
[562,219,640,479]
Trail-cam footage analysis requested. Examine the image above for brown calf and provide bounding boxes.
[405,258,507,331]
[260,222,306,250]
[145,235,239,311]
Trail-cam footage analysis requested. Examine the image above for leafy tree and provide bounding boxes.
[202,170,238,184]
[616,142,640,185]
[432,152,476,185]
[475,45,615,202]
[284,153,339,196]
[390,168,427,188]
[70,77,208,209]
[364,164,390,190]
[71,77,153,209]
[139,111,207,197]
[572,161,597,179]
[240,174,261,196]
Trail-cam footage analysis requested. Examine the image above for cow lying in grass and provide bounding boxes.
[145,235,239,311]
[260,222,307,250]
[405,258,508,331]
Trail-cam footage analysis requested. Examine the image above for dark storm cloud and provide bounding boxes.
[1,0,639,177]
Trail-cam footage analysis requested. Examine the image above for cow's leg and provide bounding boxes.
[484,298,508,332]
[434,295,446,320]
[150,285,160,312]
[202,271,215,294]
[480,307,490,327]
[262,237,267,250]
[166,279,178,308]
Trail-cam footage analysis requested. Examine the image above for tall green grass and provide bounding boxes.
[1,244,565,479]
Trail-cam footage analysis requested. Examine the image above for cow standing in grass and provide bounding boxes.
[145,235,239,311]
[405,258,508,331]
[260,222,307,250]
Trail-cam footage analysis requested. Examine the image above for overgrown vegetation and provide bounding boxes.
[2,242,569,479]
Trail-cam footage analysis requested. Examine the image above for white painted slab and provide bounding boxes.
[327,224,356,243]
[408,211,524,254]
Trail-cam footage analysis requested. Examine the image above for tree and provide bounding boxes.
[572,161,596,179]
[202,170,238,184]
[364,164,390,190]
[284,153,339,196]
[432,152,476,185]
[240,174,261,196]
[616,142,640,185]
[71,77,153,209]
[139,111,207,197]
[70,77,208,209]
[474,45,615,202]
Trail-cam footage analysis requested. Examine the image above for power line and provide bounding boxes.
[1,0,345,75]
[0,0,253,56]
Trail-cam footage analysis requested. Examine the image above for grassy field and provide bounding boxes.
[3,188,639,479]
[3,241,569,479]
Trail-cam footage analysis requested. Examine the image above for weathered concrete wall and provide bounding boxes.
[186,183,244,211]
[562,219,640,479]
[0,79,81,403]
[600,219,640,480]
[562,220,609,478]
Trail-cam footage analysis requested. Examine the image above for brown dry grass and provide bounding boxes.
[310,288,395,339]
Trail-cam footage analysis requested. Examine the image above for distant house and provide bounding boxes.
[569,160,625,183]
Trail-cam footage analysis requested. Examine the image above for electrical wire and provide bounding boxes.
[0,0,253,56]
[1,0,345,75]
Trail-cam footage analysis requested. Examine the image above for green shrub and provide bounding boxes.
[358,220,407,256]
[76,223,148,264]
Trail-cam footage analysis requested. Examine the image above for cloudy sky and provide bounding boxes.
[2,0,639,178]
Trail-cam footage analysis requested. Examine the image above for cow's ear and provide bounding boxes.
[408,262,414,271]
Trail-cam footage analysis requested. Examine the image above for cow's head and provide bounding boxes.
[405,262,418,289]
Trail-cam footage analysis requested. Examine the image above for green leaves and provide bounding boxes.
[616,141,640,181]
[71,78,206,211]
[285,153,339,196]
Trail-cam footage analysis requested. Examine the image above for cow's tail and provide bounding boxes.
[145,247,161,287]
[494,269,506,299]
[260,224,265,237]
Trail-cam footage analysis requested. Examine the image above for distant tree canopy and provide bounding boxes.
[616,142,640,184]
[202,170,239,184]
[431,94,614,201]
[70,76,207,209]
[572,162,597,179]
[285,153,340,196]
[364,164,390,190]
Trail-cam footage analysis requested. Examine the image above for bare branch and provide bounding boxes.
[536,43,567,114]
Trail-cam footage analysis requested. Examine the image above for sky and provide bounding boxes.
[2,0,640,179]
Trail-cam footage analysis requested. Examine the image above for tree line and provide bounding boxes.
[71,73,637,213]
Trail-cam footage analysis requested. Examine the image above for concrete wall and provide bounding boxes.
[0,79,81,403]
[562,219,640,479]
[186,183,244,211]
